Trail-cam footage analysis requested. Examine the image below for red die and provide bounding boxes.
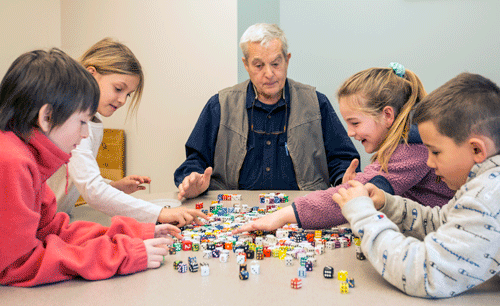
[291,278,302,289]
[182,240,193,251]
[195,202,203,209]
[306,233,315,242]
[263,248,271,257]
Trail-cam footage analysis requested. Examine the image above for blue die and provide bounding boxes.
[239,270,249,280]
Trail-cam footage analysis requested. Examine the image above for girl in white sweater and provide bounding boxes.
[48,38,206,226]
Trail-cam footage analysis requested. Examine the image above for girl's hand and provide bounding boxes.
[154,223,183,240]
[144,238,170,269]
[110,175,151,194]
[157,207,209,227]
[365,183,386,210]
[342,159,359,184]
[232,206,296,235]
[332,180,369,208]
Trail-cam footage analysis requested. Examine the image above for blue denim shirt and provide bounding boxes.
[174,80,359,190]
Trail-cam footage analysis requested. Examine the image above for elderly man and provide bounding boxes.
[174,23,359,200]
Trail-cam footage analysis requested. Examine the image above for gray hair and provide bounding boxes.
[239,23,288,59]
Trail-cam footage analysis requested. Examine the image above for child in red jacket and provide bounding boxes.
[0,48,182,287]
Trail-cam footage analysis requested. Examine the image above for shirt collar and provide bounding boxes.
[246,79,289,109]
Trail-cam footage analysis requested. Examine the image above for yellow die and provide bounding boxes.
[272,248,280,258]
[279,249,287,260]
[340,282,349,294]
[338,270,348,281]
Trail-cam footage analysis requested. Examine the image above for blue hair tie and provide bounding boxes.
[389,62,405,78]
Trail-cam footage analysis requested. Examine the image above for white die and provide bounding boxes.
[326,241,335,250]
[200,264,209,276]
[285,255,294,266]
[250,262,260,274]
[236,254,246,264]
[203,250,212,259]
[315,244,325,255]
[219,253,229,262]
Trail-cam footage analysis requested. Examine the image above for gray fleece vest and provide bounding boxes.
[210,78,329,191]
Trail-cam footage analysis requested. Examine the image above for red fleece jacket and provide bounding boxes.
[0,130,154,287]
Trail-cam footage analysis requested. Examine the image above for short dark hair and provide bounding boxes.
[414,72,500,147]
[0,48,99,139]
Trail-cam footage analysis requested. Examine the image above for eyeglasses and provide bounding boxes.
[250,100,287,135]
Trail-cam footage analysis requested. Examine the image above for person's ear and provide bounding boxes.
[86,66,97,75]
[382,106,395,128]
[469,137,490,164]
[242,57,250,72]
[37,104,52,133]
[285,52,291,64]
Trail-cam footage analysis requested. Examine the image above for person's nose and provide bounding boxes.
[117,93,128,106]
[426,155,436,169]
[347,127,355,138]
[81,123,89,139]
[264,65,274,78]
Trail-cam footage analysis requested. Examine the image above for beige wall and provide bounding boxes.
[60,0,238,193]
[0,0,61,77]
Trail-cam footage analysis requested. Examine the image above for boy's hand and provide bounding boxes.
[232,206,296,235]
[144,238,170,269]
[110,175,151,194]
[332,180,368,208]
[342,158,359,184]
[365,183,386,210]
[177,167,212,200]
[157,207,209,227]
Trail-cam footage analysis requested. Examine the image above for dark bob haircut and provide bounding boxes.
[0,48,99,140]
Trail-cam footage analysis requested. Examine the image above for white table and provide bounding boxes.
[1,190,498,305]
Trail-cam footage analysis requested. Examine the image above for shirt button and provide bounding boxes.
[266,140,271,145]
[267,115,271,119]
[265,167,271,172]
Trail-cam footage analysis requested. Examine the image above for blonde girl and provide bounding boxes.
[234,63,454,233]
[48,38,206,226]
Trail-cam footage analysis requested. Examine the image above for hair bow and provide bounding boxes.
[389,62,405,78]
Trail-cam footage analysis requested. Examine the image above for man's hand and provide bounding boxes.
[332,180,369,208]
[110,175,151,194]
[342,159,359,184]
[177,167,212,200]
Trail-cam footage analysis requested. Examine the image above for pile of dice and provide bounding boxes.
[167,193,360,292]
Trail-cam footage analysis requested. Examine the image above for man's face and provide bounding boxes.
[243,39,290,104]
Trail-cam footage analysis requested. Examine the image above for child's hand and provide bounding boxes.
[144,238,170,269]
[177,167,212,200]
[110,175,151,194]
[154,223,183,240]
[342,158,359,184]
[157,207,209,227]
[365,183,386,210]
[232,206,296,235]
[332,180,368,208]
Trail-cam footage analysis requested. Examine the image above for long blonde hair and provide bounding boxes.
[337,67,426,172]
[80,38,144,118]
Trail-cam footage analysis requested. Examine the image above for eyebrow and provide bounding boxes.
[251,54,283,64]
[115,81,136,94]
